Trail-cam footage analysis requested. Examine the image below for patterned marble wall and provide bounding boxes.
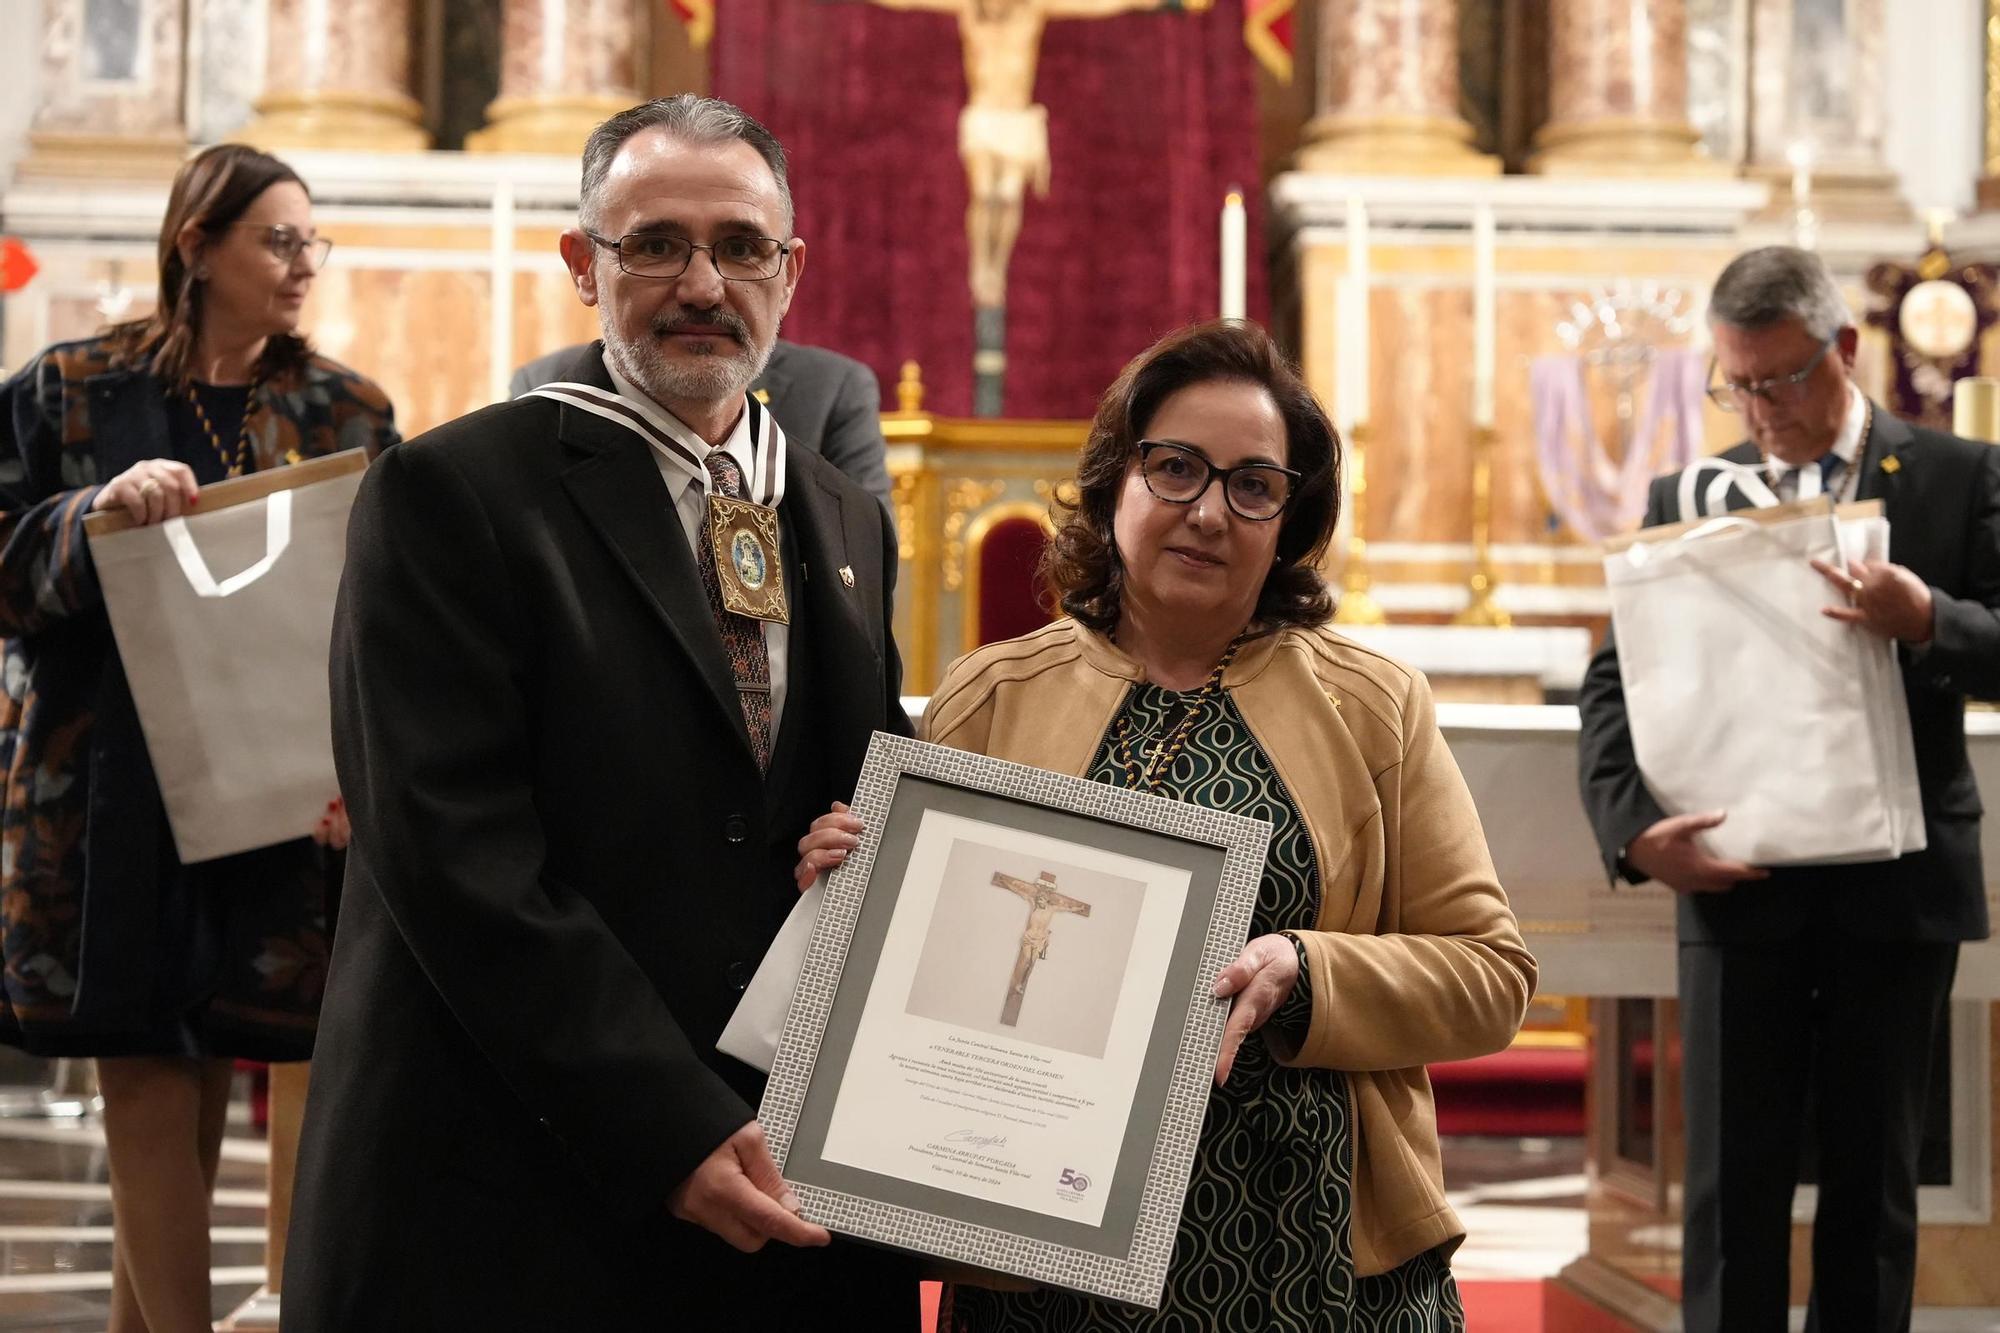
[185,0,266,144]
[34,0,184,138]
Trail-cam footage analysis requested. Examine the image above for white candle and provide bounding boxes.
[1219,190,1246,322]
[1472,203,1497,429]
[1336,276,1357,433]
[1346,196,1370,424]
[1787,139,1813,209]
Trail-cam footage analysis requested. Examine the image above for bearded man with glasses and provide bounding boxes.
[1578,245,2000,1333]
[285,96,915,1330]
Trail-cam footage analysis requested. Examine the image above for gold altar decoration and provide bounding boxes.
[884,367,1087,691]
[1451,426,1511,628]
[1984,0,2000,209]
[943,479,1010,591]
[1331,423,1387,626]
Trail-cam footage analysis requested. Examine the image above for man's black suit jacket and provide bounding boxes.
[510,339,894,515]
[284,350,913,1326]
[1576,407,2000,944]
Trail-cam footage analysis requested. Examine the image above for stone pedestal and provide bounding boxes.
[239,0,430,151]
[18,0,187,181]
[1532,0,1718,176]
[1295,0,1499,176]
[467,0,642,156]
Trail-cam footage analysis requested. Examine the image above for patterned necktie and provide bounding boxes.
[696,451,772,770]
[1785,452,1844,502]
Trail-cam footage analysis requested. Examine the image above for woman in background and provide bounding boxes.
[0,144,397,1332]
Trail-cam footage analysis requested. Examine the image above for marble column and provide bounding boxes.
[19,0,187,180]
[186,0,270,146]
[239,0,430,152]
[1978,0,2000,210]
[467,0,642,156]
[1744,0,1905,221]
[1531,0,1715,174]
[1295,0,1499,176]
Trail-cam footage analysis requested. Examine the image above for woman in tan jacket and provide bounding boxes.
[798,321,1535,1331]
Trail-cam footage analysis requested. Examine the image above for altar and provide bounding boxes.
[1440,704,2000,1328]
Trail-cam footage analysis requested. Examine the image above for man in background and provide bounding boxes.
[1578,245,1999,1333]
[513,337,894,520]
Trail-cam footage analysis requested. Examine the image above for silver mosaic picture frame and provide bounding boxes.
[760,732,1271,1309]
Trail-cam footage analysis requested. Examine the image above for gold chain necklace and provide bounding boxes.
[1112,633,1247,793]
[181,372,264,479]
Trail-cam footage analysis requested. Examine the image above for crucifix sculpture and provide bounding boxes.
[869,0,1210,414]
[988,869,1092,1026]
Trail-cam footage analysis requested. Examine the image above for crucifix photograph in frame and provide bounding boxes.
[759,732,1271,1308]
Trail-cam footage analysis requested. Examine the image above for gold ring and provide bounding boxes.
[138,479,161,494]
[1848,576,1865,595]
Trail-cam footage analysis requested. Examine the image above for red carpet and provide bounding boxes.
[924,1278,1547,1330]
[1461,1279,1546,1331]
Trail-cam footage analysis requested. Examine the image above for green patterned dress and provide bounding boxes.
[945,682,1465,1333]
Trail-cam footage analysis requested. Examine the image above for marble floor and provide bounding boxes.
[0,1052,1586,1332]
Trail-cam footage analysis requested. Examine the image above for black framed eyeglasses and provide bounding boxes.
[1136,440,1300,522]
[1705,337,1835,413]
[585,231,793,281]
[229,223,332,272]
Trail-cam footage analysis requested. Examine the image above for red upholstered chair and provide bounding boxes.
[964,504,1058,650]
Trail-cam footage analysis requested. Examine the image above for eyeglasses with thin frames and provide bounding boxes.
[1705,337,1835,413]
[585,231,794,282]
[1136,440,1301,522]
[227,223,333,273]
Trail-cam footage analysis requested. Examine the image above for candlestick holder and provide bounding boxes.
[1332,422,1387,626]
[1452,425,1512,628]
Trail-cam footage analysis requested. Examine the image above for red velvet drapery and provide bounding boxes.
[713,0,1263,420]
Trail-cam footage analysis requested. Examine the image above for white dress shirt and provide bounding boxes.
[1766,382,1867,504]
[604,354,789,737]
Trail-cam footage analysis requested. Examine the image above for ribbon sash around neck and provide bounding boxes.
[528,382,787,507]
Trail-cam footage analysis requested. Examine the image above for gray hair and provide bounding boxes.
[1707,246,1853,341]
[578,95,794,235]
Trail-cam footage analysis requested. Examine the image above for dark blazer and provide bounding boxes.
[284,349,915,1328]
[510,339,894,516]
[1576,407,2000,944]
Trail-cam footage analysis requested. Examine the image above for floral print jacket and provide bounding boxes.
[0,336,397,1039]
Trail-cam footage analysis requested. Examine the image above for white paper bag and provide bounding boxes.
[717,882,822,1073]
[85,451,368,863]
[1604,476,1925,867]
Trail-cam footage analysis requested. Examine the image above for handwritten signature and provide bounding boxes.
[946,1129,1010,1148]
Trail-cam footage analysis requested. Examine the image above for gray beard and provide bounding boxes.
[600,319,774,411]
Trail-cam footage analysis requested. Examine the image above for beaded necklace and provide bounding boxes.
[181,371,264,479]
[1112,632,1247,793]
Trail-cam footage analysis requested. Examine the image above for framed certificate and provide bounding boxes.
[760,733,1271,1308]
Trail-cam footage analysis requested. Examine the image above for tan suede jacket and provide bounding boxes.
[921,619,1538,1277]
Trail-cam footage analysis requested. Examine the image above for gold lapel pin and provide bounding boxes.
[752,388,771,405]
[838,565,856,588]
[1880,455,1901,474]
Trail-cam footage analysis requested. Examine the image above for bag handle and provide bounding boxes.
[161,491,292,598]
[1620,514,1757,568]
[1675,456,1779,523]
